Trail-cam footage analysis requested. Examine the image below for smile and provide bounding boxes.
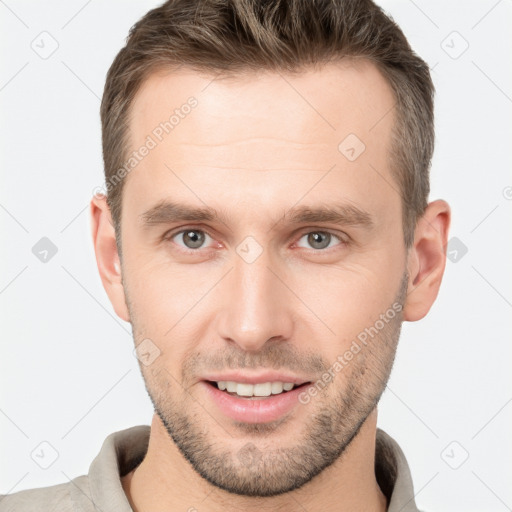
[214,381,299,397]
[201,379,312,423]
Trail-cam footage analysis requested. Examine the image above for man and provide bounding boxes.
[1,0,450,510]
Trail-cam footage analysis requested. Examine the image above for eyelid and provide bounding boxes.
[295,227,348,239]
[163,225,349,253]
[163,225,214,239]
[163,226,218,252]
[293,228,348,251]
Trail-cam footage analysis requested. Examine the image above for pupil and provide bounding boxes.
[184,230,204,248]
[308,232,330,249]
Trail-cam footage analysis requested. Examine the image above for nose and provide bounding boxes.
[216,248,295,352]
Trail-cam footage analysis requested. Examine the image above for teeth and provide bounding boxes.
[271,382,284,394]
[236,383,254,397]
[253,383,272,396]
[216,381,297,397]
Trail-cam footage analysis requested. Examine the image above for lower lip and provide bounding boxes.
[201,381,308,424]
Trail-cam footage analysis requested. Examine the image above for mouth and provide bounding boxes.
[206,380,310,399]
[200,377,313,424]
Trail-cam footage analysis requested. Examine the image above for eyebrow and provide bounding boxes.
[140,201,219,225]
[140,200,374,229]
[286,204,373,228]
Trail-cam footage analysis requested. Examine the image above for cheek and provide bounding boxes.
[124,255,205,325]
[293,261,401,354]
[123,257,220,374]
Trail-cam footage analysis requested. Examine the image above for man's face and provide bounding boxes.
[120,60,407,496]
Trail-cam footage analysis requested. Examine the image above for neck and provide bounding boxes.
[122,408,387,512]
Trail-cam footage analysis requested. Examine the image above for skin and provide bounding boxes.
[90,59,450,511]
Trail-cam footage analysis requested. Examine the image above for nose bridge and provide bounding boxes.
[217,245,293,351]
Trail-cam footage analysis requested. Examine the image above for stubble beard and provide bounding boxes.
[130,273,408,497]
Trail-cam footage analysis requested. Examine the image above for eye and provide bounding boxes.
[170,229,213,250]
[296,231,344,250]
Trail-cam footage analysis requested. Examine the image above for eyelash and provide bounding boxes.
[163,227,348,255]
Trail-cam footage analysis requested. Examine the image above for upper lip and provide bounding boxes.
[201,370,312,386]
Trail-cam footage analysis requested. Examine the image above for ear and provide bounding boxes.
[90,194,130,323]
[403,199,451,322]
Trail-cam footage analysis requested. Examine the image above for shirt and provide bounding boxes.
[0,426,422,511]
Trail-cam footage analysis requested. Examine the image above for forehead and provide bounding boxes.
[123,59,398,225]
[130,59,395,148]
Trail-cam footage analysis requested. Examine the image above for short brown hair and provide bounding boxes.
[101,0,434,250]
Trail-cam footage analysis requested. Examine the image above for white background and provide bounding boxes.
[1,1,511,510]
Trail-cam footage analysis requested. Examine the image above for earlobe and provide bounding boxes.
[90,194,130,323]
[403,200,451,322]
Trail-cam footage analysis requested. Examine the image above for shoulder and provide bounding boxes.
[0,425,149,512]
[0,475,90,512]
